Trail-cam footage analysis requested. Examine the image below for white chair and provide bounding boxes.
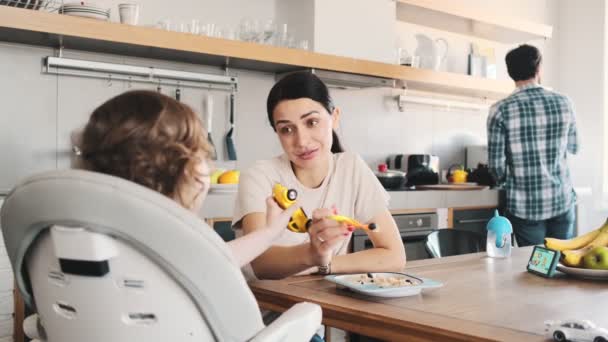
[0,170,321,342]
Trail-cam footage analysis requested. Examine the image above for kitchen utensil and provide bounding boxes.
[205,93,217,160]
[225,92,237,160]
[375,164,406,190]
[414,34,449,71]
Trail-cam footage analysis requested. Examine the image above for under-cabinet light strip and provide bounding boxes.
[45,57,237,88]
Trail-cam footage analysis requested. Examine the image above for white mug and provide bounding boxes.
[118,3,140,26]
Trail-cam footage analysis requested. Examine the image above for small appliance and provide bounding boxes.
[386,154,439,187]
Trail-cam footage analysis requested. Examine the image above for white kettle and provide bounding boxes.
[414,34,449,71]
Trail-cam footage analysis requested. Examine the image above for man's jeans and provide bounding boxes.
[506,206,575,247]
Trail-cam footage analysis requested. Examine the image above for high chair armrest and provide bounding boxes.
[251,302,322,342]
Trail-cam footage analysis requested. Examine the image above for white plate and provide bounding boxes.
[325,272,443,298]
[62,11,109,20]
[61,8,110,14]
[557,263,608,280]
[209,183,238,193]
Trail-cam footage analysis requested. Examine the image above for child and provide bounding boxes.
[78,89,296,266]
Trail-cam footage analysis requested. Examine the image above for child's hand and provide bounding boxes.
[265,197,298,239]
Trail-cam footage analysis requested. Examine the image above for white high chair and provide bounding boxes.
[0,170,321,342]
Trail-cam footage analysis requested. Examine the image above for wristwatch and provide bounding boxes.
[317,262,331,275]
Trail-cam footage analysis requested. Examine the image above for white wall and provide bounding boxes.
[556,0,608,231]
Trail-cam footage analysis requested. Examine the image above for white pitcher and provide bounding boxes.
[414,34,449,71]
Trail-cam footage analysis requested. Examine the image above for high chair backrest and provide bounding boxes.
[0,170,265,342]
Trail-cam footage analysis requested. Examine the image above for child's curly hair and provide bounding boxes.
[80,90,213,208]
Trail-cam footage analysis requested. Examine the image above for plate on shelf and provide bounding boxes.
[325,272,442,298]
[209,183,238,193]
[556,263,608,280]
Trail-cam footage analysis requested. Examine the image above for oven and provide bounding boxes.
[351,212,438,261]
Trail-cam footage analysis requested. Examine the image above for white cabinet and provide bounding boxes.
[277,0,397,63]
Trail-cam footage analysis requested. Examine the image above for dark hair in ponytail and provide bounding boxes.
[266,71,344,153]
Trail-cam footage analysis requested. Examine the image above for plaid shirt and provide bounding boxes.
[487,83,579,220]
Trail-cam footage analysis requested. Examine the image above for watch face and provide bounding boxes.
[318,264,330,275]
[528,246,558,275]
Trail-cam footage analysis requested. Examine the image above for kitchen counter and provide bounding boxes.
[200,189,500,219]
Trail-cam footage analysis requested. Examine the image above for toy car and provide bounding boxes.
[545,319,608,342]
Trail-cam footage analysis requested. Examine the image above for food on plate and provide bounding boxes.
[217,170,240,184]
[582,246,608,270]
[350,273,418,288]
[545,218,608,268]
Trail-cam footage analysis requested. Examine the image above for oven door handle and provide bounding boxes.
[400,229,437,238]
[457,219,489,224]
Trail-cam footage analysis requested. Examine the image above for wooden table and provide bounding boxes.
[250,247,608,341]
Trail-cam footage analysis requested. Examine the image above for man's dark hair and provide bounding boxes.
[505,44,542,81]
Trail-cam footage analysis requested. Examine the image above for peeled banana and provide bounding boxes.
[549,219,608,267]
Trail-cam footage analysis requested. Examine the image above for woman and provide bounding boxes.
[233,72,406,280]
[78,89,297,267]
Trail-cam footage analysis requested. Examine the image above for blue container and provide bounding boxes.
[486,210,513,258]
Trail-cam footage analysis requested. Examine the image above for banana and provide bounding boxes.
[545,230,601,251]
[545,218,608,251]
[562,228,608,267]
[327,215,377,231]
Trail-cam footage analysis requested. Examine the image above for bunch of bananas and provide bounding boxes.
[272,183,377,233]
[545,219,608,267]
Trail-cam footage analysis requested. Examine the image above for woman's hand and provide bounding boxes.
[265,197,298,240]
[307,208,352,267]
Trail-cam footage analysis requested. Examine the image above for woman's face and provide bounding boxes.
[272,98,340,169]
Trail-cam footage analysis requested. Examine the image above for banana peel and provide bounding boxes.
[560,221,608,267]
[272,183,377,233]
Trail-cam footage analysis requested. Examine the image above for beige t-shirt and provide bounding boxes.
[232,151,389,280]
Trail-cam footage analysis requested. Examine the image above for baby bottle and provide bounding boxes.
[486,210,513,258]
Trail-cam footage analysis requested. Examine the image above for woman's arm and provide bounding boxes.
[241,210,350,279]
[226,198,297,268]
[330,209,406,274]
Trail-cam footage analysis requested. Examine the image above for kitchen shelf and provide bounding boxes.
[0,6,512,98]
[396,0,553,43]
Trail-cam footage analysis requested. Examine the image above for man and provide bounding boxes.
[487,44,579,247]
